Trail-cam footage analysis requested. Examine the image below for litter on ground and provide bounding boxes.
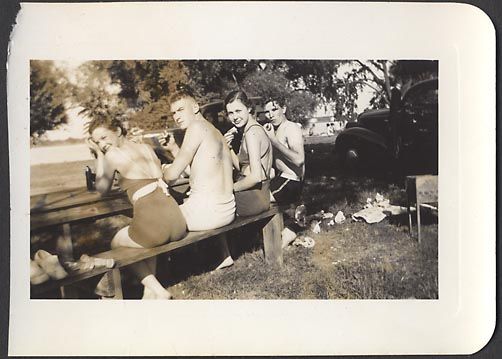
[352,194,408,224]
[293,236,315,248]
[294,204,307,227]
[334,210,346,224]
[322,212,334,219]
[311,220,321,233]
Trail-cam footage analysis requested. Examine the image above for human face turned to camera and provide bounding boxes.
[91,126,123,154]
[170,97,198,130]
[264,101,287,127]
[226,99,251,129]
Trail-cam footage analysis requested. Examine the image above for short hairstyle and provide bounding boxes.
[169,84,197,104]
[88,113,127,137]
[224,89,255,114]
[263,93,287,108]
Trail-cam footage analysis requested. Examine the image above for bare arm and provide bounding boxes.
[234,128,263,192]
[265,123,305,167]
[87,139,116,194]
[162,123,202,182]
[224,128,240,170]
[230,148,240,171]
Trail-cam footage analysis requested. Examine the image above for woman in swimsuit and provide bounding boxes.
[87,115,187,299]
[224,90,273,216]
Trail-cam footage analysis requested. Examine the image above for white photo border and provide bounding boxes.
[8,2,495,356]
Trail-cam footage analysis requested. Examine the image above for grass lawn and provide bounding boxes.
[30,141,438,300]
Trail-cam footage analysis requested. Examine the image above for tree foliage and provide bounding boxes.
[107,60,189,130]
[69,61,127,121]
[30,61,69,137]
[30,59,438,136]
[241,68,317,124]
[183,60,261,101]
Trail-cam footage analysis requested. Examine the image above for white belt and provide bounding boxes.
[131,178,169,204]
[279,172,302,181]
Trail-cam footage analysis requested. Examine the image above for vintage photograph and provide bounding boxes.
[29,59,439,300]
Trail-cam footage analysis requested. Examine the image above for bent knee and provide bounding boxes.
[111,227,130,248]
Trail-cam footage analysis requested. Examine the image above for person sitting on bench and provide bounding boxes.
[263,95,306,247]
[87,115,187,299]
[263,96,305,204]
[161,86,236,269]
[223,90,273,217]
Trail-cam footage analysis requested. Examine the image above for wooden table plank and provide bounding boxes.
[30,197,133,231]
[30,179,191,230]
[31,188,123,213]
[31,179,190,213]
[31,206,281,295]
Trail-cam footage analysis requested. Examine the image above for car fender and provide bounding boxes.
[335,127,388,151]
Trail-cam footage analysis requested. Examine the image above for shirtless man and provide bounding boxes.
[161,88,236,232]
[263,97,306,248]
[263,97,305,204]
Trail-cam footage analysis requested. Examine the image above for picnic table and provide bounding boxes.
[30,180,284,299]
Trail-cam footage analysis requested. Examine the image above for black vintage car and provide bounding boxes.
[334,78,438,174]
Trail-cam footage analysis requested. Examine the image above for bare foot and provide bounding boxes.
[215,255,234,270]
[142,286,172,300]
[154,290,173,300]
[142,286,156,300]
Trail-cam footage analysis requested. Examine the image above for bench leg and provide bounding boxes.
[95,269,123,299]
[60,285,79,299]
[56,223,74,262]
[417,204,422,245]
[262,213,284,266]
[111,269,123,299]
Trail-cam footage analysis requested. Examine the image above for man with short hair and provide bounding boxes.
[263,97,305,205]
[162,89,236,233]
[263,97,306,248]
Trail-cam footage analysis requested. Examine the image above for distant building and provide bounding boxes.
[302,116,348,136]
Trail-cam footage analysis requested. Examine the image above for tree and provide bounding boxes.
[182,60,319,124]
[30,60,69,137]
[183,60,262,102]
[107,60,189,129]
[241,68,317,125]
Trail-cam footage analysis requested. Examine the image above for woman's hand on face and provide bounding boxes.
[86,138,102,157]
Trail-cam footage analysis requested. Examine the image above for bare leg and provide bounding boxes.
[214,233,234,270]
[142,257,158,299]
[111,227,171,299]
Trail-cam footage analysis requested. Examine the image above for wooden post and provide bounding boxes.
[406,175,438,244]
[56,223,74,262]
[57,223,79,298]
[262,213,284,266]
[111,269,123,300]
[406,177,415,236]
[60,285,79,299]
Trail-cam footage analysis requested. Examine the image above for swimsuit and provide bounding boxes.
[179,192,235,231]
[120,177,187,247]
[234,124,272,217]
[115,145,187,247]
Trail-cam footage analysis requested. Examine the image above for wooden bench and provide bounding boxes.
[30,185,284,299]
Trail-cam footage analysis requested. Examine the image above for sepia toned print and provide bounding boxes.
[29,59,438,300]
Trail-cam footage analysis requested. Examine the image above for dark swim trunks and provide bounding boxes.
[120,177,187,248]
[270,175,303,205]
